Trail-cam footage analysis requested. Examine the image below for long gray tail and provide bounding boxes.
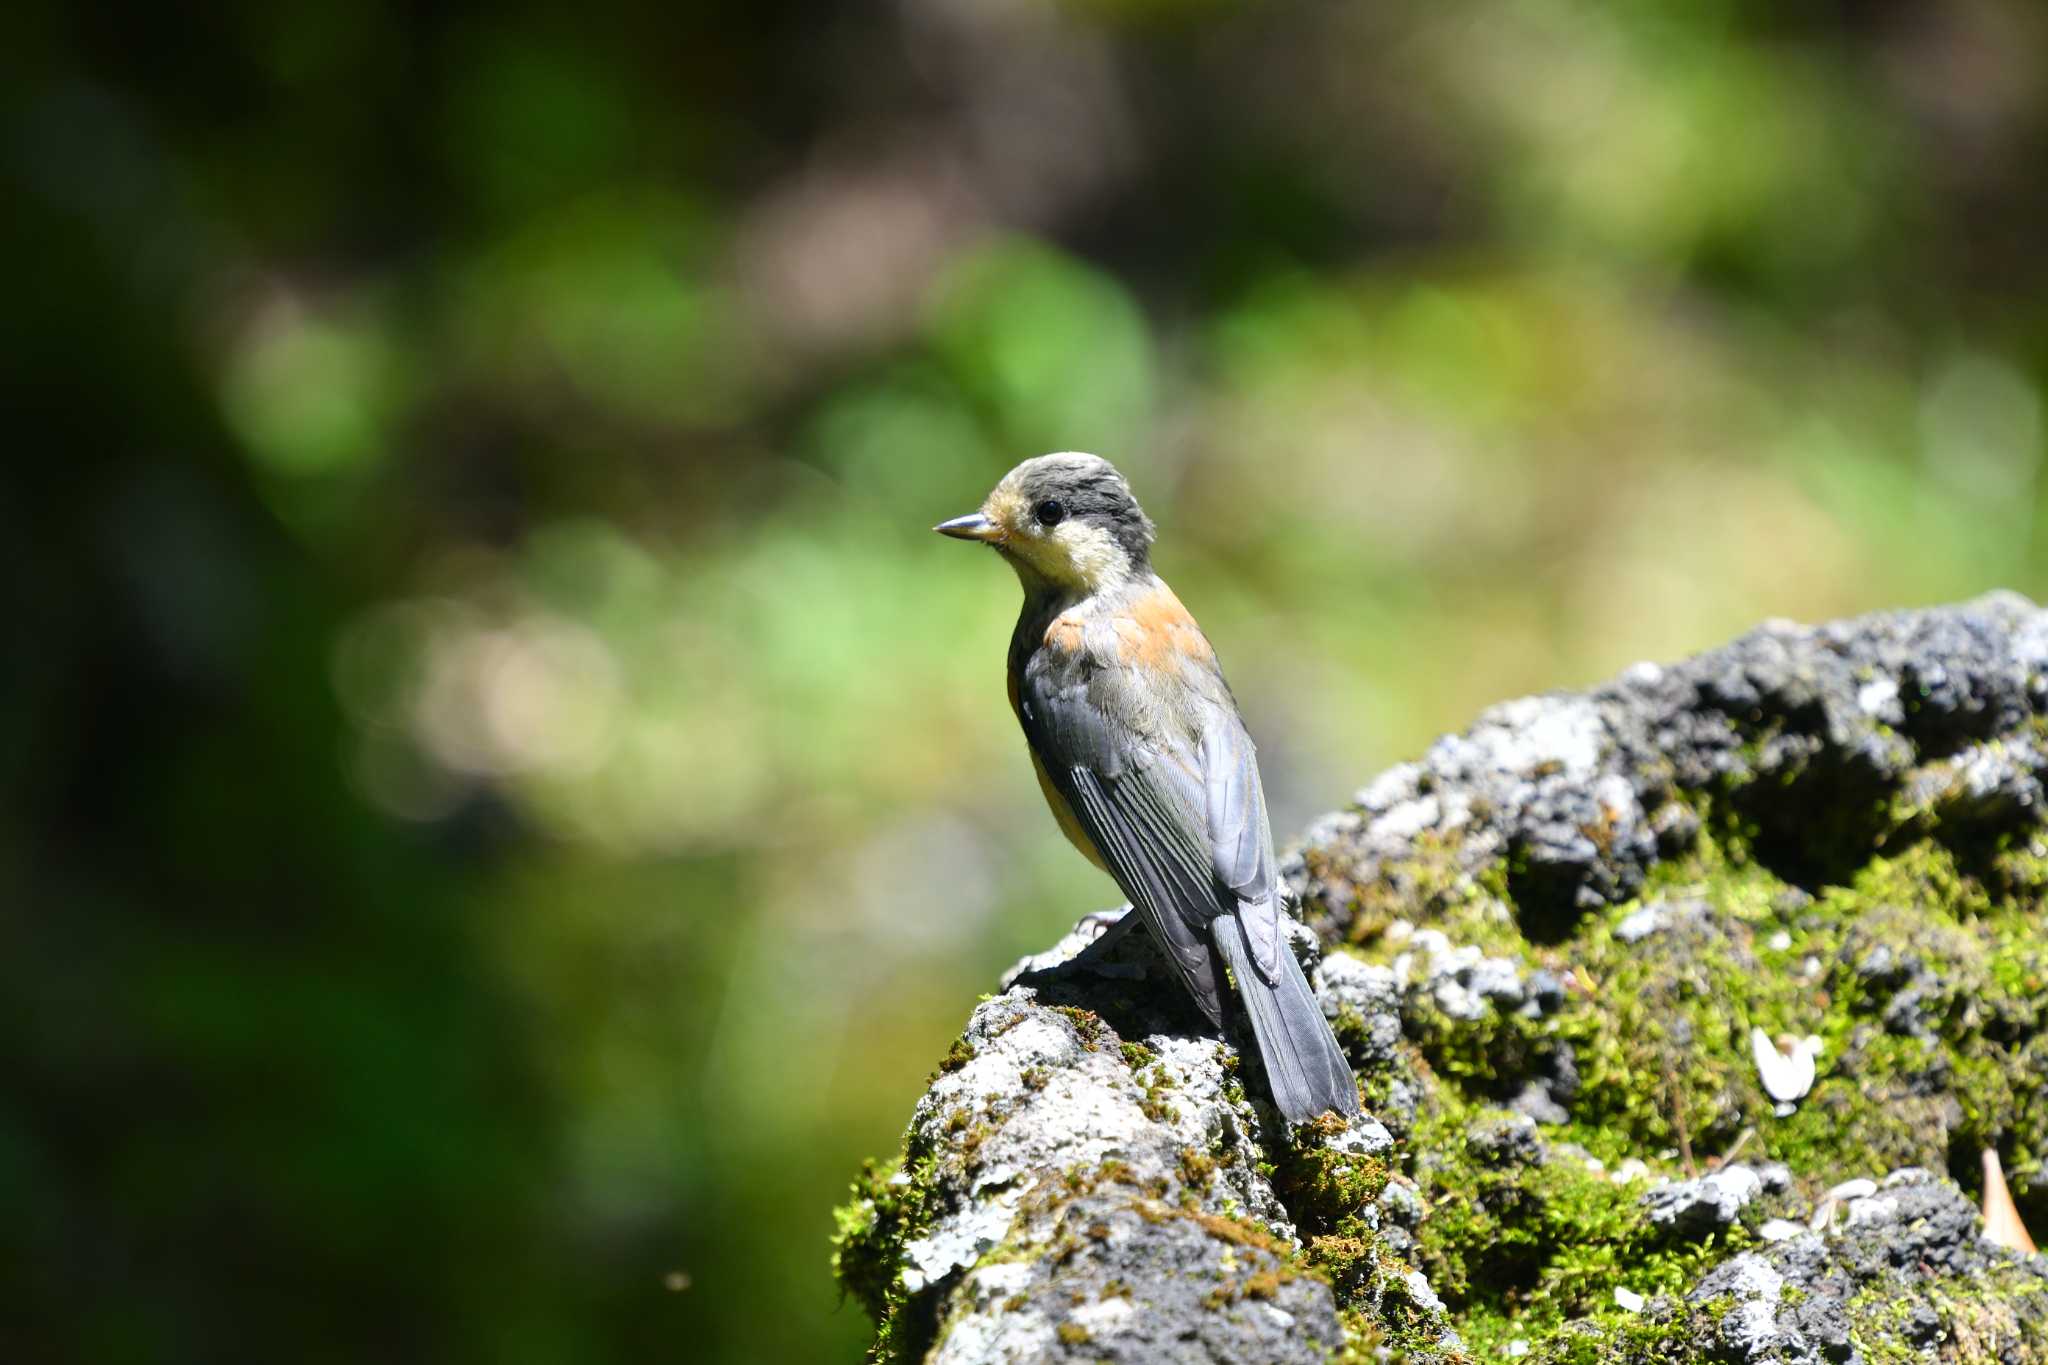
[1212,917,1361,1124]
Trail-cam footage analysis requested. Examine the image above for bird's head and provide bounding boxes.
[934,452,1155,596]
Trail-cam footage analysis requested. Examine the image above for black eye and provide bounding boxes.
[1033,499,1065,527]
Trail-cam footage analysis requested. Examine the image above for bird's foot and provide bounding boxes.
[1075,907,1132,938]
[1013,905,1147,986]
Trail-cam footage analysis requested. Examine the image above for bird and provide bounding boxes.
[935,452,1362,1124]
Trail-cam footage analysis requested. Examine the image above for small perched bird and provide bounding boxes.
[936,452,1361,1124]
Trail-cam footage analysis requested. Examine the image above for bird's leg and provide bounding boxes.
[1076,905,1137,942]
[1071,904,1140,960]
[1016,904,1147,984]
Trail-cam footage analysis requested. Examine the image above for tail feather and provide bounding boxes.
[1213,916,1361,1124]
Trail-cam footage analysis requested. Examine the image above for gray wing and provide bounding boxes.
[1019,653,1285,1023]
[1199,705,1286,985]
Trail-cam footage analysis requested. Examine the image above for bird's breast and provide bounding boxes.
[1109,580,1213,671]
[1023,579,1214,671]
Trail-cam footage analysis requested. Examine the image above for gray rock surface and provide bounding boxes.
[1642,1164,1765,1237]
[839,914,1461,1362]
[1285,590,2048,941]
[1684,1168,2048,1365]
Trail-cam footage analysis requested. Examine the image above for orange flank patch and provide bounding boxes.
[1113,582,1213,671]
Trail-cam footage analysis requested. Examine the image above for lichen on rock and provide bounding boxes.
[838,594,2048,1362]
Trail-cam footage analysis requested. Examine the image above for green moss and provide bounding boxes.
[1333,1306,1385,1361]
[932,1036,977,1078]
[1406,1092,1747,1356]
[1843,1262,2048,1364]
[1548,875,1786,1161]
[1374,1252,1465,1352]
[1049,1005,1108,1051]
[1763,845,2044,1197]
[1460,833,2048,1202]
[1205,1261,1300,1309]
[1137,1062,1180,1124]
[1301,828,1521,958]
[1219,1048,1249,1109]
[1261,1114,1400,1312]
[1404,990,1557,1110]
[1528,1302,1712,1365]
[1376,818,2046,1357]
[1178,1146,1218,1189]
[832,1152,948,1363]
[1274,1114,1391,1232]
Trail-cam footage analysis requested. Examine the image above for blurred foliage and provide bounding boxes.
[4,0,2046,1360]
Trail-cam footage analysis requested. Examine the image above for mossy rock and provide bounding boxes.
[840,596,2048,1362]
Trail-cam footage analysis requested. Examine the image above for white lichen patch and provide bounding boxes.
[927,1303,1055,1365]
[1067,1295,1136,1335]
[904,1193,1021,1293]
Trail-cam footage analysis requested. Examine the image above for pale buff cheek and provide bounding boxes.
[1053,523,1127,590]
[982,480,1132,593]
[1004,519,1125,594]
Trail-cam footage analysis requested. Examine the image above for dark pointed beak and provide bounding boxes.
[934,512,1001,542]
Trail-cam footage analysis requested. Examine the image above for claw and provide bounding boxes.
[1013,906,1147,986]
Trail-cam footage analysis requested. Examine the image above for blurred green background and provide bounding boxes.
[5,0,2046,1360]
